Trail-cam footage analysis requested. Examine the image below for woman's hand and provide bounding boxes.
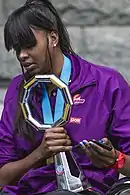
[81,138,118,168]
[36,127,72,160]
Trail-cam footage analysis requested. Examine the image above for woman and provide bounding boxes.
[0,0,130,194]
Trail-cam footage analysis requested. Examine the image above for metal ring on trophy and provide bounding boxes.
[20,74,90,193]
[21,75,73,131]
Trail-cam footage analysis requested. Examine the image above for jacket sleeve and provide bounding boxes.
[0,104,19,167]
[0,75,22,167]
[108,72,130,155]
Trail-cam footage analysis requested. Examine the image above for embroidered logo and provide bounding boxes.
[73,94,85,105]
[70,117,81,124]
[56,165,64,175]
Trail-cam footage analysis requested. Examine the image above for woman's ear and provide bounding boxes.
[48,31,59,48]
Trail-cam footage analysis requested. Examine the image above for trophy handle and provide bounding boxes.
[54,151,88,193]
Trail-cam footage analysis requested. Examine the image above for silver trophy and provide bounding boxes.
[21,75,89,193]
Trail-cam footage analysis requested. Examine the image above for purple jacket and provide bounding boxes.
[0,55,130,195]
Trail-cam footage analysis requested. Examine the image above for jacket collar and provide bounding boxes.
[68,54,96,93]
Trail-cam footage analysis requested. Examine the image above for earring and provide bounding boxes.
[53,43,56,47]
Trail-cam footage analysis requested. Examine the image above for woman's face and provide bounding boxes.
[16,28,57,76]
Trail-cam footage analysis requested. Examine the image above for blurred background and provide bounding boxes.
[0,0,130,115]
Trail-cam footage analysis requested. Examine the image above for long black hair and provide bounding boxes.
[4,0,74,140]
[4,0,74,54]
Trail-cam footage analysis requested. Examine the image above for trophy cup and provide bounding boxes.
[21,74,90,193]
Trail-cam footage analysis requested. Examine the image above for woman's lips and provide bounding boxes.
[25,63,36,71]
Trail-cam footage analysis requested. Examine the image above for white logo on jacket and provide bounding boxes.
[73,94,85,105]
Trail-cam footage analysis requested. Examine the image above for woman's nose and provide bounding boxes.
[18,49,29,62]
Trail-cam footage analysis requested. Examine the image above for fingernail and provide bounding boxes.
[79,142,86,149]
[99,139,104,144]
[82,140,89,145]
[79,141,84,146]
[89,141,93,147]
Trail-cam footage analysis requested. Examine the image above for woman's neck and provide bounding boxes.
[52,51,64,78]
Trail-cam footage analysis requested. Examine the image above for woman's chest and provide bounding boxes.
[66,87,110,145]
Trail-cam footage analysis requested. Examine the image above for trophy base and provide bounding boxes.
[78,188,101,195]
